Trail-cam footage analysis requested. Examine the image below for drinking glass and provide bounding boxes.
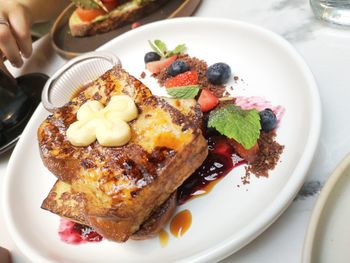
[310,0,350,27]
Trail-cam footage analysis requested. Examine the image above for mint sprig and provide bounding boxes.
[167,85,200,99]
[148,39,186,58]
[208,105,261,149]
[167,44,186,57]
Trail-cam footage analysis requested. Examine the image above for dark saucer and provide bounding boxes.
[0,73,48,155]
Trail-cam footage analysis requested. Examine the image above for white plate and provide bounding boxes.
[3,18,321,263]
[303,154,350,263]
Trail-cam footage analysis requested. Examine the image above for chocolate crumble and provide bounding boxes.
[242,131,284,183]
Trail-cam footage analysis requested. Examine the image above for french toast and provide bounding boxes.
[38,66,208,242]
[41,180,177,240]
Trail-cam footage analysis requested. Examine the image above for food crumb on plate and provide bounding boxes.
[245,131,284,180]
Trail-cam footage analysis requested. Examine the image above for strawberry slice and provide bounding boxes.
[164,71,198,88]
[229,140,259,163]
[198,89,219,112]
[212,139,233,156]
[146,55,177,74]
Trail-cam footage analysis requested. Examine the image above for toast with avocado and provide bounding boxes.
[69,0,169,37]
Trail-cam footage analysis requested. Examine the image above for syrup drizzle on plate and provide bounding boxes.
[177,133,245,205]
[158,229,170,247]
[170,209,192,238]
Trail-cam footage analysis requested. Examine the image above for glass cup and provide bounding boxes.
[310,0,350,27]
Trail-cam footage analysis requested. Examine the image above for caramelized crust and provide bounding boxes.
[41,180,177,239]
[39,66,208,241]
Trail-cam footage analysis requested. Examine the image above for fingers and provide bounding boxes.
[8,5,32,59]
[0,2,33,68]
[0,16,23,67]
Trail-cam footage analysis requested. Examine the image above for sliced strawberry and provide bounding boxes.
[198,88,219,112]
[229,140,259,163]
[164,71,198,88]
[146,55,177,74]
[212,139,233,156]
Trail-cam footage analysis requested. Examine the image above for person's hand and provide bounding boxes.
[0,1,33,68]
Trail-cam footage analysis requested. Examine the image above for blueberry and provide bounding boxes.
[167,60,189,76]
[144,52,161,63]
[206,63,231,85]
[259,109,277,132]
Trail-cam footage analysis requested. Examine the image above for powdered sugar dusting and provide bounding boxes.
[234,96,285,122]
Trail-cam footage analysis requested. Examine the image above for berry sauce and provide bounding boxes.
[59,219,103,244]
[177,133,245,205]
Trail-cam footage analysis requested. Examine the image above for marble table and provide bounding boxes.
[1,0,350,262]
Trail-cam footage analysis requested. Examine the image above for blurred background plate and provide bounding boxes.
[303,154,350,263]
[51,0,201,59]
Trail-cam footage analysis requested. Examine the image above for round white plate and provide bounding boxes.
[3,18,321,263]
[303,154,350,263]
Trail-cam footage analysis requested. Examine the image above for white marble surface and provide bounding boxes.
[1,0,350,262]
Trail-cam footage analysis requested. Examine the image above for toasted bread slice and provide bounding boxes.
[38,66,207,242]
[69,0,168,37]
[41,180,87,224]
[41,180,177,239]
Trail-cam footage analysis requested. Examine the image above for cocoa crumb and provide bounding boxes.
[245,131,284,179]
[234,76,239,81]
[241,169,251,185]
[140,71,146,79]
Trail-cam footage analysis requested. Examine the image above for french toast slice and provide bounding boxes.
[42,180,87,224]
[41,180,177,240]
[38,66,208,242]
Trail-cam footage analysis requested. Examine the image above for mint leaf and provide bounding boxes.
[167,44,186,56]
[148,39,167,57]
[154,40,167,54]
[208,105,261,149]
[148,40,165,57]
[167,85,200,99]
[71,0,99,9]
